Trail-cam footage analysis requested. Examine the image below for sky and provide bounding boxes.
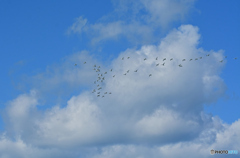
[0,0,239,157]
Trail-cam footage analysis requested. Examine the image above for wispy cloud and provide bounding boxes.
[67,0,197,45]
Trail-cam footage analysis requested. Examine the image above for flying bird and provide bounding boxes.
[195,58,198,60]
[134,70,138,72]
[109,92,112,94]
[104,72,107,74]
[206,54,210,56]
[124,73,127,75]
[182,59,186,61]
[127,70,130,73]
[156,57,158,60]
[93,65,96,67]
[144,58,147,61]
[189,59,193,61]
[163,58,166,61]
[234,57,237,60]
[74,64,77,66]
[83,62,86,64]
[149,74,152,77]
[156,63,159,66]
[122,57,124,60]
[170,58,173,61]
[220,60,223,62]
[179,64,183,67]
[162,62,165,66]
[199,57,202,59]
[110,69,113,71]
[113,75,115,77]
[127,57,130,59]
[97,95,100,97]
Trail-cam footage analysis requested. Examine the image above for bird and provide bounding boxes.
[97,85,100,87]
[156,63,159,66]
[225,56,227,58]
[84,62,86,64]
[163,58,166,61]
[127,57,130,59]
[98,87,102,90]
[110,69,113,71]
[195,58,198,60]
[182,59,186,61]
[124,73,127,75]
[113,75,115,77]
[189,59,193,61]
[97,92,100,94]
[98,66,100,68]
[74,64,77,66]
[220,60,223,62]
[206,54,210,56]
[102,95,105,98]
[94,81,96,84]
[156,57,158,60]
[234,57,237,60]
[93,65,96,67]
[97,95,100,97]
[127,70,130,73]
[104,92,107,94]
[199,57,202,59]
[144,58,147,61]
[170,58,173,61]
[104,72,107,74]
[93,68,96,70]
[134,69,138,72]
[149,74,152,77]
[109,92,112,94]
[162,62,165,66]
[179,64,183,67]
[122,57,124,60]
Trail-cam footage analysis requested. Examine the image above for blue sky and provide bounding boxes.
[0,0,239,157]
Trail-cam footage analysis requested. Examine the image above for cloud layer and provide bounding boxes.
[1,24,239,158]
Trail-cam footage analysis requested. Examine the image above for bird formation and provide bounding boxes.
[74,54,238,97]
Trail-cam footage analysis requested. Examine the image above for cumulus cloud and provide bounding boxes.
[67,0,196,45]
[1,25,238,157]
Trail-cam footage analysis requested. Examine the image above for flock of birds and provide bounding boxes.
[74,54,238,98]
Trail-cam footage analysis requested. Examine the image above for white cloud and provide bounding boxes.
[1,25,237,157]
[67,0,196,45]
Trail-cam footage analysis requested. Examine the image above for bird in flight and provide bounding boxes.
[220,60,223,62]
[113,75,115,77]
[110,69,113,71]
[179,64,183,67]
[124,73,127,75]
[162,62,165,66]
[84,62,86,64]
[144,58,147,61]
[189,59,193,61]
[134,69,138,72]
[163,58,166,61]
[234,57,237,60]
[93,65,96,67]
[156,57,158,60]
[127,57,130,59]
[195,58,198,60]
[199,57,202,59]
[149,74,152,77]
[156,63,159,66]
[122,57,124,60]
[109,92,112,94]
[182,59,186,61]
[97,95,100,97]
[206,54,210,56]
[104,72,107,74]
[170,58,173,61]
[74,64,77,66]
[127,70,130,73]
